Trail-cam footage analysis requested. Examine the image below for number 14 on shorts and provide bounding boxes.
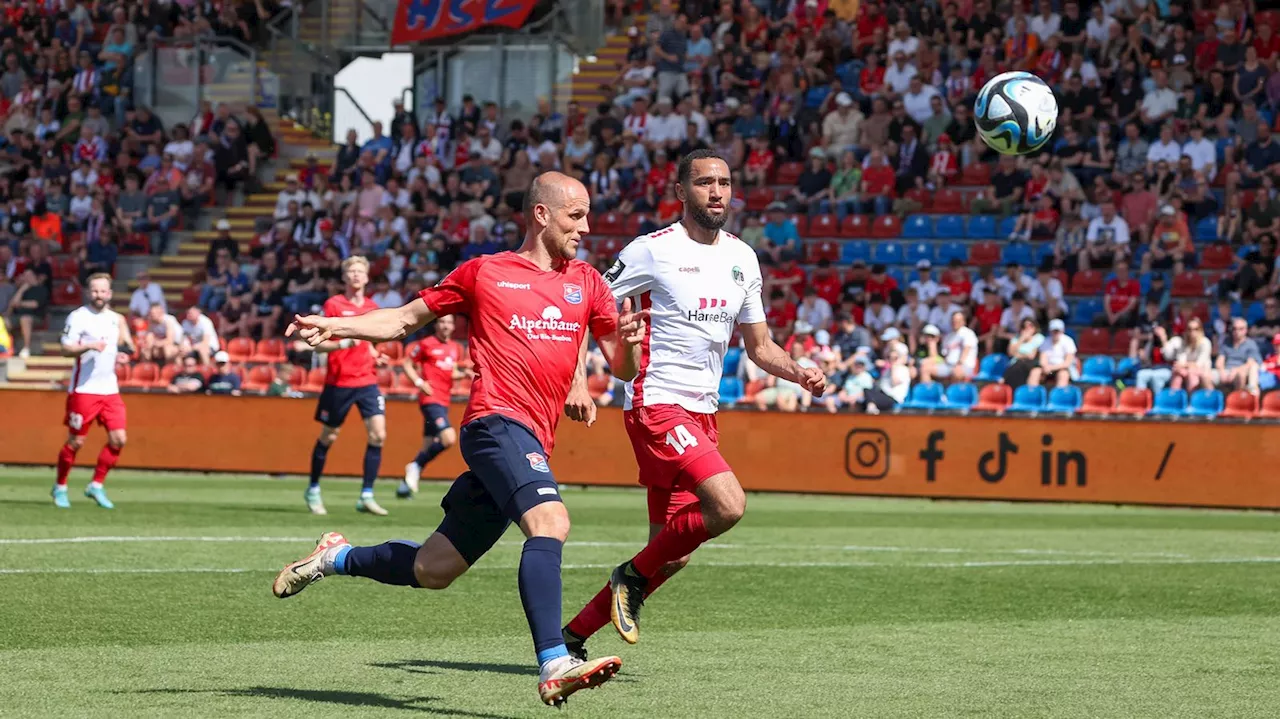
[665,424,699,455]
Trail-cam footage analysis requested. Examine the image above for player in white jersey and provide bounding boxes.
[562,150,827,656]
[55,273,135,509]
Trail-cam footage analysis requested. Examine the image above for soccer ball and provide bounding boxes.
[973,71,1058,156]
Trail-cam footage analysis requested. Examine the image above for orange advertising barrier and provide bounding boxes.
[2,389,1278,510]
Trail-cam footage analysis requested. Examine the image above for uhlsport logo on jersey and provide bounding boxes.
[687,298,736,325]
[526,452,550,473]
[732,266,745,286]
[563,283,583,305]
[508,305,581,342]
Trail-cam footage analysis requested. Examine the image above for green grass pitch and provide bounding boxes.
[1,466,1278,718]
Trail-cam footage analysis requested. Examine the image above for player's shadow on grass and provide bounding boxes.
[128,687,518,718]
[372,659,640,682]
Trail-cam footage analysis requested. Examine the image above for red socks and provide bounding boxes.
[92,445,121,484]
[56,444,78,487]
[567,571,674,639]
[632,502,709,579]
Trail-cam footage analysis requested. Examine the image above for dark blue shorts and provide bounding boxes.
[314,384,385,427]
[420,403,452,437]
[434,415,562,565]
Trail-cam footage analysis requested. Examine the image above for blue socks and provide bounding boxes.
[362,444,382,493]
[309,441,330,489]
[414,439,446,468]
[336,540,421,587]
[520,536,568,667]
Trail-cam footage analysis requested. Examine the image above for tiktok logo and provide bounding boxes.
[978,432,1019,484]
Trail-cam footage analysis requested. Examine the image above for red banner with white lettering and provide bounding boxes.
[391,0,539,45]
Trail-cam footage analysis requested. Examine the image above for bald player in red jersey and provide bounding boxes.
[299,256,392,516]
[272,172,650,708]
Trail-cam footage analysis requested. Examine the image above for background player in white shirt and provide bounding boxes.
[562,150,827,656]
[55,273,135,509]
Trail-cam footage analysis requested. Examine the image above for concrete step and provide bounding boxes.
[8,367,70,383]
[149,267,197,280]
[27,356,75,369]
[191,230,254,241]
[128,279,191,293]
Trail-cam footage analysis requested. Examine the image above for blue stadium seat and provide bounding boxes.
[1247,301,1266,324]
[1047,385,1083,412]
[966,215,997,239]
[886,267,907,287]
[1139,271,1156,294]
[1114,356,1140,382]
[902,215,933,239]
[1071,299,1103,326]
[905,242,935,265]
[945,383,978,408]
[1185,389,1224,418]
[938,241,969,264]
[998,216,1017,238]
[975,354,1009,382]
[935,215,965,239]
[1078,356,1115,385]
[1036,242,1057,266]
[804,85,831,109]
[1194,216,1219,243]
[841,240,871,264]
[1130,243,1147,266]
[724,347,743,377]
[719,377,743,404]
[872,242,904,265]
[1148,388,1188,417]
[1002,242,1034,267]
[900,382,945,410]
[1237,244,1258,259]
[1006,385,1048,412]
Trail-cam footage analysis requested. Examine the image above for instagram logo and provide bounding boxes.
[845,429,891,480]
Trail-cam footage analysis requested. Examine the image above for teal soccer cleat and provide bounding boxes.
[84,485,114,509]
[51,486,70,509]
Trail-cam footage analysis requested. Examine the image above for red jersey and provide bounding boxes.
[407,335,461,407]
[864,275,898,304]
[974,304,1003,333]
[810,272,841,306]
[862,165,896,197]
[1105,278,1141,314]
[417,252,618,455]
[323,294,379,387]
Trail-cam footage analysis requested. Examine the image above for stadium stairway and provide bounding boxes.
[561,17,645,108]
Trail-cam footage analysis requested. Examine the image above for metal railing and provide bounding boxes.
[131,37,260,130]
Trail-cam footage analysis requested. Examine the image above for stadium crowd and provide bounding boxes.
[4,0,1280,416]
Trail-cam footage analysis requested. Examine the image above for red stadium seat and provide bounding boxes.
[789,214,811,237]
[746,187,775,212]
[153,363,180,390]
[1070,270,1104,295]
[250,338,287,364]
[225,337,254,363]
[1110,329,1134,354]
[1259,392,1280,419]
[1220,390,1259,419]
[1199,244,1233,270]
[806,241,841,264]
[122,361,160,388]
[932,188,965,213]
[969,242,1001,265]
[1077,328,1111,355]
[1077,386,1117,415]
[301,367,327,392]
[960,163,992,186]
[51,255,80,280]
[1258,10,1280,29]
[121,233,150,255]
[1172,272,1205,297]
[1189,301,1210,322]
[870,215,902,238]
[904,188,932,212]
[593,211,623,236]
[840,215,870,238]
[596,237,623,257]
[972,384,1012,412]
[289,366,309,390]
[1113,388,1153,415]
[391,371,418,398]
[622,213,647,237]
[1191,9,1215,29]
[241,365,276,393]
[52,280,82,306]
[375,341,403,362]
[181,286,201,310]
[808,213,837,237]
[774,162,803,186]
[742,379,766,402]
[114,364,131,383]
[376,368,395,389]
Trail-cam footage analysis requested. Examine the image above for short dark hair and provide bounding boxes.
[677,149,726,187]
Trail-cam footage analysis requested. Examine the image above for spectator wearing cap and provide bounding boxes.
[1080,200,1130,270]
[920,311,978,384]
[878,327,909,363]
[1029,319,1078,388]
[822,92,862,155]
[790,149,832,215]
[274,174,310,220]
[206,352,243,396]
[835,351,876,412]
[1141,205,1194,275]
[1215,317,1263,395]
[909,260,940,304]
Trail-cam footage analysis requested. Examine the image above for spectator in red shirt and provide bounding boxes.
[1010,193,1061,241]
[859,54,886,98]
[1103,260,1142,328]
[860,149,896,216]
[766,288,798,336]
[856,1,889,50]
[974,290,1006,355]
[1254,23,1280,62]
[809,258,842,307]
[766,255,807,300]
[640,150,676,211]
[1141,204,1194,275]
[742,136,774,187]
[864,263,899,305]
[940,260,973,305]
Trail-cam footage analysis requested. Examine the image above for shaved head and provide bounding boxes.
[523,171,591,261]
[524,171,587,219]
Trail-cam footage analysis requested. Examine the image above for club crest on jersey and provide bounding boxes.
[526,453,550,473]
[563,283,583,305]
[732,266,745,286]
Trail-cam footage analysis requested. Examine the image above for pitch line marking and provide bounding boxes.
[0,536,1191,559]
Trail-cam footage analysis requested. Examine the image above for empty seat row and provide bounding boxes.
[896,383,1280,419]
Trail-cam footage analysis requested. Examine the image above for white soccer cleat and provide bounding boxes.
[401,461,421,496]
[304,487,327,515]
[537,655,622,707]
[272,532,349,599]
[356,495,388,516]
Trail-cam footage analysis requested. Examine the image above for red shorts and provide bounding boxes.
[64,393,127,436]
[624,404,732,525]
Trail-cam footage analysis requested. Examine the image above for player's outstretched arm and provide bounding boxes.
[595,297,648,383]
[741,321,827,397]
[287,298,436,346]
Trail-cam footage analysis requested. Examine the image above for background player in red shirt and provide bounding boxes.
[398,314,466,498]
[273,172,649,707]
[297,256,392,516]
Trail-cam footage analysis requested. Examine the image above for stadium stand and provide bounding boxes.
[2,0,1277,420]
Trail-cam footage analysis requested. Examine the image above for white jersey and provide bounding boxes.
[61,305,121,395]
[605,222,766,413]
